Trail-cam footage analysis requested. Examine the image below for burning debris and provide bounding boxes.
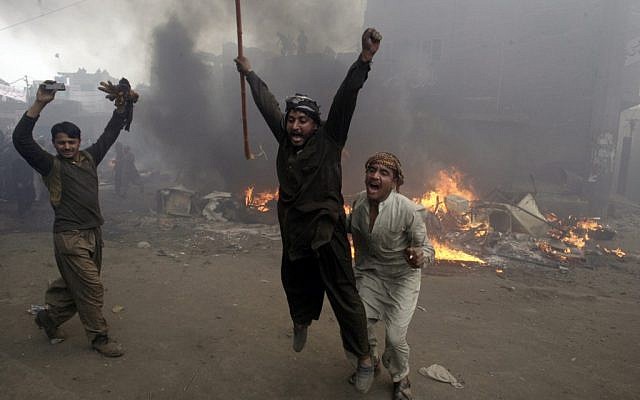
[195,169,626,271]
[406,169,626,270]
[244,186,278,213]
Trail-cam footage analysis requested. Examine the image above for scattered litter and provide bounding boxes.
[26,304,47,315]
[419,364,464,389]
[499,285,516,291]
[137,241,151,249]
[111,305,125,313]
[260,279,270,283]
[416,305,427,312]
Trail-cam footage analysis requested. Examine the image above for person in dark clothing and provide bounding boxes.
[235,28,382,393]
[12,81,135,357]
[114,143,141,197]
[10,155,35,217]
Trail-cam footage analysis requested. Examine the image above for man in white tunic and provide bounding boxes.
[349,152,434,400]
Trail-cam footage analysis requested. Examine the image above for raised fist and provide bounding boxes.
[361,28,382,62]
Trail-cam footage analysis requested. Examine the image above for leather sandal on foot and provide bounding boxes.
[393,377,412,400]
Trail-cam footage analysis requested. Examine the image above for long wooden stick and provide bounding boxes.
[235,0,254,160]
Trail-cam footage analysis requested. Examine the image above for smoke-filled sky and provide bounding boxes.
[0,0,365,88]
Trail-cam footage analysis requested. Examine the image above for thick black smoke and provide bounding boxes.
[138,15,235,191]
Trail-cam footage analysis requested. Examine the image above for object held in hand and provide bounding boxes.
[42,82,66,92]
[98,78,139,108]
[98,78,139,131]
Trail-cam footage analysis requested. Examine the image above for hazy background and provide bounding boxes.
[0,0,366,88]
[2,0,640,216]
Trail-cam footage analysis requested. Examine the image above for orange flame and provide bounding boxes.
[576,218,602,231]
[537,241,569,262]
[244,186,278,212]
[601,246,626,259]
[413,169,476,213]
[433,240,485,264]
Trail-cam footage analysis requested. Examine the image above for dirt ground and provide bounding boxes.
[1,183,639,400]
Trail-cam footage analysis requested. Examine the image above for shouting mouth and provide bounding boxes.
[366,181,381,196]
[290,133,305,146]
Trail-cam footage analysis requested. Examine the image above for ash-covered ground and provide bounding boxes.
[0,178,639,400]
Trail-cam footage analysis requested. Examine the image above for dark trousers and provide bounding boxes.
[281,232,370,357]
[46,228,108,343]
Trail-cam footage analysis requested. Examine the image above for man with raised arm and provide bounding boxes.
[235,28,382,393]
[12,79,137,357]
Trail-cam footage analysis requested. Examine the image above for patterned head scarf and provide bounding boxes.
[365,152,404,191]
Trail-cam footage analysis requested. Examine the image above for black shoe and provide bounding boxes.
[393,377,412,400]
[292,323,308,352]
[35,310,64,344]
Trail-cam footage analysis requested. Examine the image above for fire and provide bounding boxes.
[244,186,278,212]
[546,217,606,254]
[344,204,352,215]
[413,169,476,213]
[433,240,485,264]
[600,246,626,259]
[537,241,569,262]
[576,218,602,231]
[561,230,587,249]
[411,169,486,265]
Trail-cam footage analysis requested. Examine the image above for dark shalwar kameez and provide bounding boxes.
[245,58,372,357]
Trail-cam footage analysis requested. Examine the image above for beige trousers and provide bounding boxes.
[45,228,108,343]
[355,266,421,382]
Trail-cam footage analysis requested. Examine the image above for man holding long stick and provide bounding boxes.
[235,28,381,393]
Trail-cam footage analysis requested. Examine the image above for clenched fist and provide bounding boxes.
[360,28,382,62]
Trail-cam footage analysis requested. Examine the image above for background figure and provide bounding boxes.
[10,154,35,217]
[114,143,141,197]
[33,136,49,202]
[277,31,296,56]
[0,129,12,200]
[297,30,308,54]
[114,143,125,196]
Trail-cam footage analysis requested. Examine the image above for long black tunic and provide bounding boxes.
[246,58,371,260]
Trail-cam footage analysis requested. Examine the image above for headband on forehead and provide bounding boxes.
[285,93,321,124]
[365,152,405,191]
